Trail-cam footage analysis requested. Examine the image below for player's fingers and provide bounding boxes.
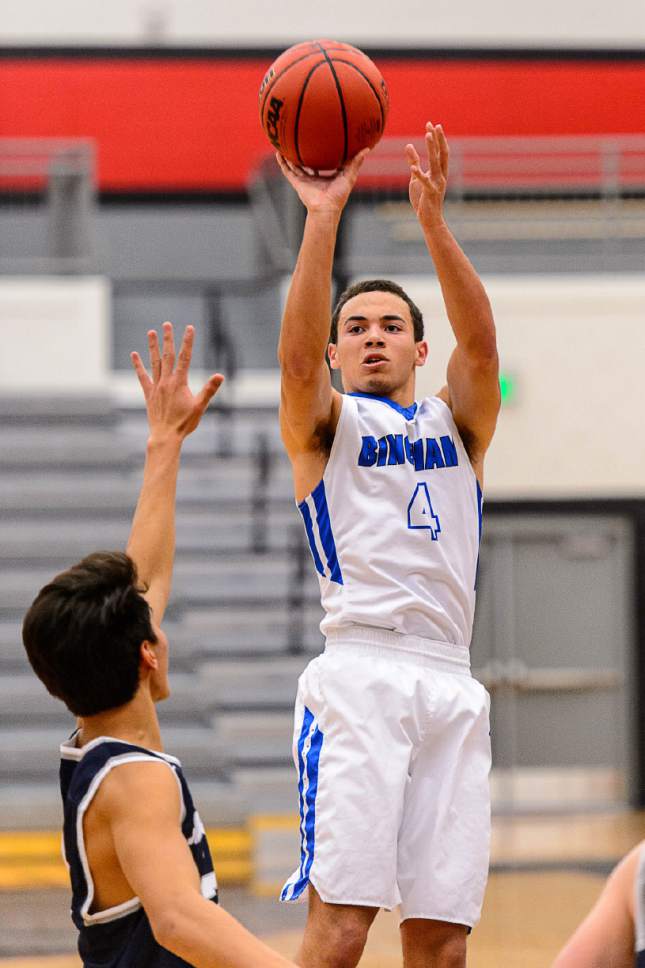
[195,373,225,413]
[348,147,370,174]
[275,152,294,179]
[148,329,162,382]
[130,351,152,396]
[410,164,432,189]
[405,143,421,170]
[425,125,441,181]
[160,321,175,378]
[277,152,305,179]
[176,325,194,382]
[436,124,450,178]
[289,159,310,178]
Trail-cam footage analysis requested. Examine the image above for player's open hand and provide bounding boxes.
[131,322,224,443]
[406,122,448,227]
[276,148,369,217]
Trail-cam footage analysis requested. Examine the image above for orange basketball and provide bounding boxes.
[259,40,389,172]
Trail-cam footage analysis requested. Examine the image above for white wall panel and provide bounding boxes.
[1,0,644,47]
[406,273,645,499]
[0,276,111,392]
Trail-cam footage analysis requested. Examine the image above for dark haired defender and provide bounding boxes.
[23,323,297,968]
[276,124,500,968]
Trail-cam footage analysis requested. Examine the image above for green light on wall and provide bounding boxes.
[499,372,517,406]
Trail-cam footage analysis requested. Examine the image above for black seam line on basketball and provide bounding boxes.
[260,49,322,118]
[331,58,386,130]
[293,59,329,169]
[315,42,348,168]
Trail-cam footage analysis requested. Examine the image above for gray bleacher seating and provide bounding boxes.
[198,658,308,708]
[0,472,138,514]
[211,713,296,769]
[233,766,298,816]
[0,396,320,826]
[2,724,230,782]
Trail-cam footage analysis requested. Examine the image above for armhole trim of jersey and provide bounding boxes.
[61,733,181,767]
[60,730,82,761]
[429,394,480,485]
[325,392,356,480]
[76,753,183,926]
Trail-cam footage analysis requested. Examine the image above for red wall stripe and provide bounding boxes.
[2,58,645,190]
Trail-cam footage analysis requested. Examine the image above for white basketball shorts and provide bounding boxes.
[280,626,492,928]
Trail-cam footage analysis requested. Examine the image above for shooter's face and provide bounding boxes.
[328,291,427,397]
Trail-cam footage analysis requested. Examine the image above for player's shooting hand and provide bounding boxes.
[406,122,448,228]
[131,322,224,444]
[275,148,369,217]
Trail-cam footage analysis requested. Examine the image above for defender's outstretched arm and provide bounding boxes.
[407,123,500,474]
[127,322,223,623]
[276,152,367,473]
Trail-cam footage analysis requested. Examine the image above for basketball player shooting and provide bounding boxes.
[22,323,297,968]
[276,123,500,967]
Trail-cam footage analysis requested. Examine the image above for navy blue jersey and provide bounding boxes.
[60,733,218,968]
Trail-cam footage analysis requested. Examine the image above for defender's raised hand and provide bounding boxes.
[276,148,369,217]
[406,122,449,227]
[131,322,224,441]
[126,323,223,624]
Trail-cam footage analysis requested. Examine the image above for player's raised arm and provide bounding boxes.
[97,761,297,968]
[276,151,368,468]
[127,322,223,623]
[407,122,500,479]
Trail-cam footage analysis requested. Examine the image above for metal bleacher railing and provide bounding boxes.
[0,138,96,274]
[363,134,645,195]
[249,134,645,275]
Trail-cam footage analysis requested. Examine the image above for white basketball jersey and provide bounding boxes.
[298,392,483,648]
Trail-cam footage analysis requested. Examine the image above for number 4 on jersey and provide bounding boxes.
[407,483,441,539]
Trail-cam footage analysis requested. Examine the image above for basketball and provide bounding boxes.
[258,40,389,172]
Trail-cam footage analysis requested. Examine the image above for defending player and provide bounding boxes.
[23,323,297,968]
[276,123,500,967]
[552,841,642,966]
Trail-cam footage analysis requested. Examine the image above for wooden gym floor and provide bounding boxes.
[2,811,643,968]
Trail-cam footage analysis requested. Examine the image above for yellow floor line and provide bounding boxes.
[0,828,251,891]
[0,833,61,858]
[3,811,640,893]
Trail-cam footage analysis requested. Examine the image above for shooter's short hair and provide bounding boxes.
[330,279,425,344]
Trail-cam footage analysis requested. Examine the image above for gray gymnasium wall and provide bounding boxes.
[94,205,280,372]
[3,205,255,278]
[3,203,283,371]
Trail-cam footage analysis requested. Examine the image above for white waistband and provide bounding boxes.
[324,626,471,676]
